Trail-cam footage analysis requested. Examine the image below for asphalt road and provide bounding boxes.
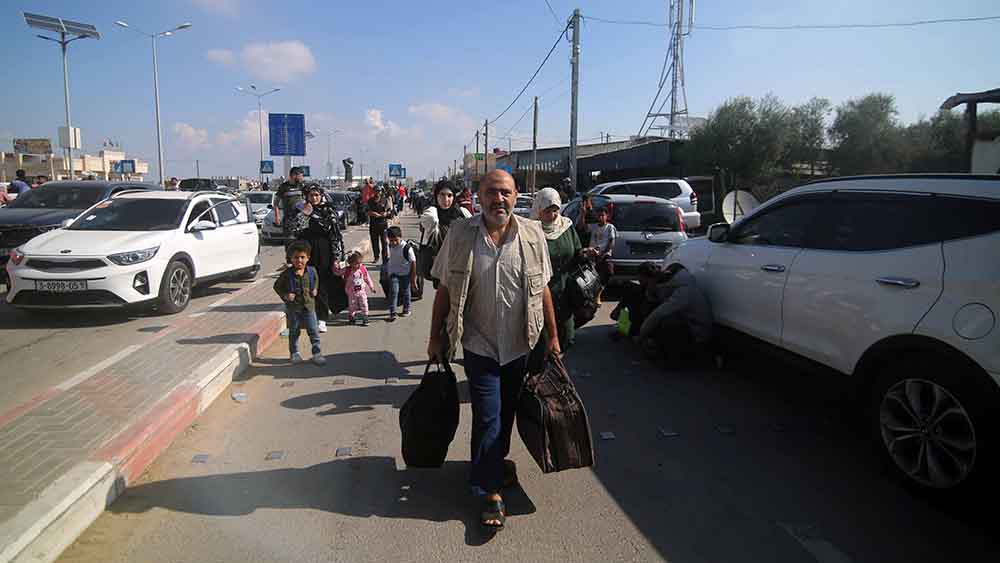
[0,226,367,416]
[57,223,1000,563]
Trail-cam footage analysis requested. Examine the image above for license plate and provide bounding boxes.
[35,280,88,292]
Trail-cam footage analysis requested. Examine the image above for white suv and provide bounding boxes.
[666,174,1000,494]
[6,190,260,313]
[588,178,701,229]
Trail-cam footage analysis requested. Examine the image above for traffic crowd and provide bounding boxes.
[271,168,714,531]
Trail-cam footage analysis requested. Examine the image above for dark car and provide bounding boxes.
[325,191,359,228]
[178,178,218,192]
[0,181,161,283]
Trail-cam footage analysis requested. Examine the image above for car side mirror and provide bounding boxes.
[189,220,217,232]
[708,223,730,243]
[60,218,75,228]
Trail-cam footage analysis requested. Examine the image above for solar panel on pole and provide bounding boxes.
[23,12,101,39]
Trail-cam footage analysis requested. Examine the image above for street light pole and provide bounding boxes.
[115,20,192,187]
[151,34,165,186]
[236,85,280,185]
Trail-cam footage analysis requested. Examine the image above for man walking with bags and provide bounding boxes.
[427,169,561,531]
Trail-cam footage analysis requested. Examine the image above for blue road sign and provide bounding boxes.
[112,160,136,174]
[388,163,403,177]
[401,167,407,178]
[300,165,311,177]
[268,113,306,156]
[260,160,274,174]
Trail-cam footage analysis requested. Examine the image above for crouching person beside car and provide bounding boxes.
[637,263,714,366]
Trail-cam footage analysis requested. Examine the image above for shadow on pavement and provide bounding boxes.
[239,350,426,383]
[560,321,1000,563]
[209,303,284,313]
[110,457,535,547]
[281,379,471,415]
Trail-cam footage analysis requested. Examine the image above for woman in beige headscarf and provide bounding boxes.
[531,188,583,355]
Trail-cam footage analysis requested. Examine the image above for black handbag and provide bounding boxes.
[416,227,437,281]
[399,360,460,468]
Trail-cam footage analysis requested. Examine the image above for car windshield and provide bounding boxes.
[7,185,107,209]
[68,199,187,231]
[611,202,681,232]
[515,196,533,209]
[178,179,214,191]
[327,193,353,205]
[246,193,273,204]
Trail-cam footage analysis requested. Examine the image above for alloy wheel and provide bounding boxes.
[169,268,191,308]
[879,378,976,489]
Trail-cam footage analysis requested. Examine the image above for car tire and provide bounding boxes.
[870,353,998,497]
[157,260,193,314]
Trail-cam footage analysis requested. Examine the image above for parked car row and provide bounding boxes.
[666,174,1000,496]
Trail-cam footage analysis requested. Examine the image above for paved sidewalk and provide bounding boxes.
[0,232,372,563]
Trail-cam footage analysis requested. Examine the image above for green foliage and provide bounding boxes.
[685,90,1000,181]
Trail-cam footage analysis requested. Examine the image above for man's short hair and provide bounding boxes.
[289,166,305,176]
[386,226,402,239]
[286,240,312,258]
[15,169,26,178]
[170,177,178,182]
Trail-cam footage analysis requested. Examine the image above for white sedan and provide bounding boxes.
[5,190,260,313]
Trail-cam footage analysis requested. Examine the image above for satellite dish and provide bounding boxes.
[722,190,760,224]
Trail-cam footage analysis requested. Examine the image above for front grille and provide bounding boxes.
[11,290,126,307]
[25,258,107,272]
[627,242,670,256]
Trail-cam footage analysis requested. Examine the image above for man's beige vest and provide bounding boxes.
[442,214,547,359]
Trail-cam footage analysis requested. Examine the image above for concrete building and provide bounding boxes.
[0,150,150,182]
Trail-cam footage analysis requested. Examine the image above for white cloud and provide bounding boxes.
[191,0,239,15]
[366,109,386,131]
[205,49,235,66]
[408,103,477,131]
[216,110,266,148]
[173,123,211,149]
[365,108,409,138]
[241,41,316,83]
[448,87,480,98]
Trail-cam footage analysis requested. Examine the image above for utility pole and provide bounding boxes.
[569,8,581,193]
[530,95,538,193]
[195,159,200,177]
[484,119,489,174]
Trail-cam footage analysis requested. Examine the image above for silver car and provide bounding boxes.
[588,178,701,229]
[562,194,688,282]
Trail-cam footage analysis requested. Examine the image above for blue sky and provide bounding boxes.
[2,0,998,180]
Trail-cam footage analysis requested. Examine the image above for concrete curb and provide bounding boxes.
[2,237,372,563]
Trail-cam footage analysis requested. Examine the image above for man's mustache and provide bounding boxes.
[488,203,511,212]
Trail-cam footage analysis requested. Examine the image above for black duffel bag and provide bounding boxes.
[516,354,595,474]
[416,228,437,281]
[399,359,460,468]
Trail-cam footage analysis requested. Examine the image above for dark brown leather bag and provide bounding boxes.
[516,355,595,473]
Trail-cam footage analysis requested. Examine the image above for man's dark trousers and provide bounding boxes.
[464,349,527,496]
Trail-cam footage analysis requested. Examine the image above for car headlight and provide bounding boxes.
[254,209,269,217]
[9,247,26,266]
[108,246,159,266]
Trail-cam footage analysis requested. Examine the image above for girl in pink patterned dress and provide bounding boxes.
[333,251,375,326]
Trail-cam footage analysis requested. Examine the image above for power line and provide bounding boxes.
[585,14,1000,30]
[489,22,569,124]
[542,0,562,28]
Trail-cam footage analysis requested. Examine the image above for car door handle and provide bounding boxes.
[760,264,786,273]
[876,277,920,289]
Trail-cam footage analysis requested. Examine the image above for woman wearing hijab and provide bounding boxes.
[419,179,472,257]
[531,187,583,356]
[293,184,346,332]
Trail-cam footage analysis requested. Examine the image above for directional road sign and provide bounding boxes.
[268,113,306,157]
[112,160,136,174]
[260,160,274,174]
[388,163,403,178]
[300,165,311,177]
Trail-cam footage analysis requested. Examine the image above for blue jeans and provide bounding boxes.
[286,307,321,356]
[388,273,411,315]
[464,349,527,496]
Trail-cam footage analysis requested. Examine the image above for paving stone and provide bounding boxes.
[265,451,286,461]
